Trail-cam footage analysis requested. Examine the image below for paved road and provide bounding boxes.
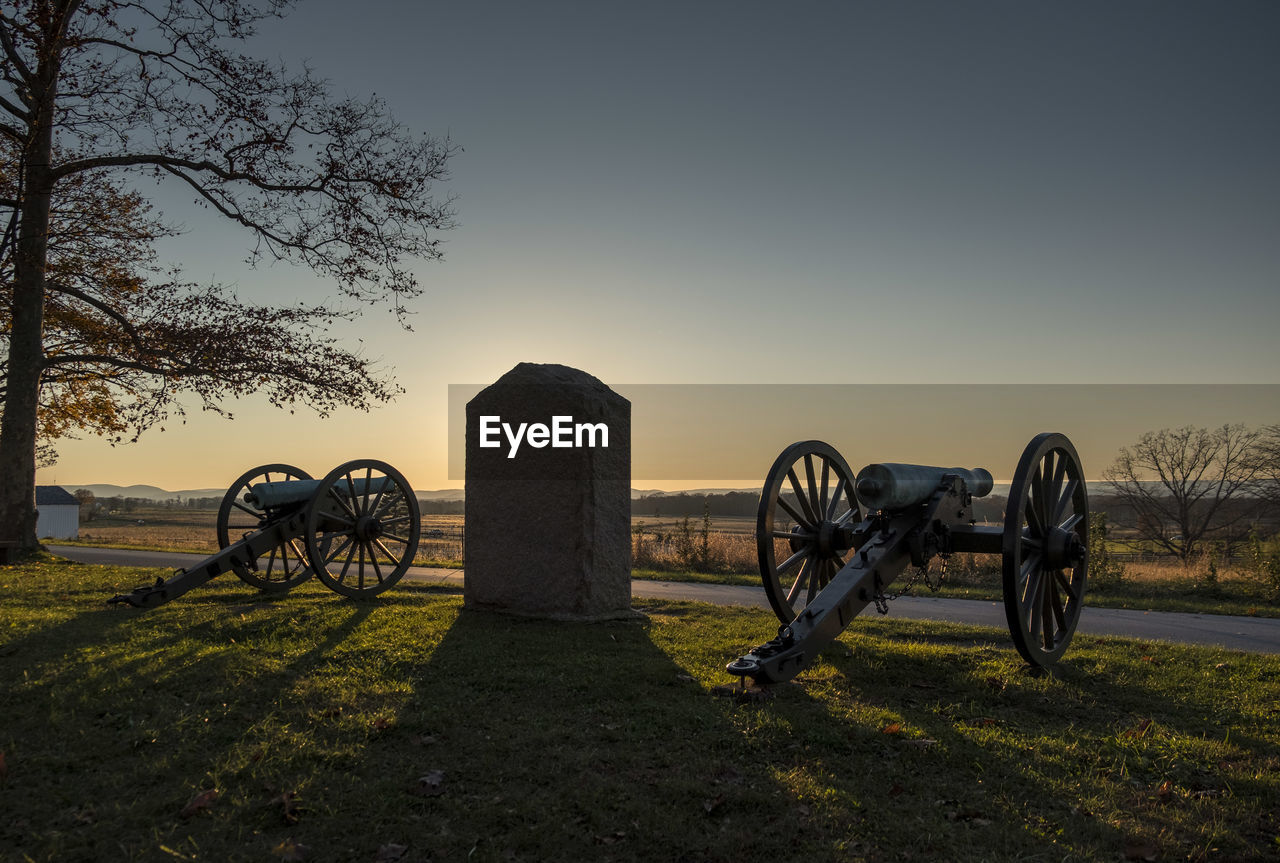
[49,545,1280,655]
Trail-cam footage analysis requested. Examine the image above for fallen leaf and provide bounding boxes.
[375,843,409,862]
[272,837,309,861]
[984,676,1006,691]
[1124,718,1154,739]
[703,794,725,815]
[888,783,905,798]
[408,770,446,797]
[179,789,218,819]
[1155,780,1173,804]
[881,723,902,735]
[277,790,302,825]
[1123,838,1158,861]
[594,831,626,845]
[902,738,938,749]
[1141,656,1159,665]
[676,673,695,683]
[372,717,394,731]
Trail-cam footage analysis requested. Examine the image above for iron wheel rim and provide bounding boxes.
[757,440,861,623]
[304,459,421,599]
[216,463,314,592]
[1002,433,1089,666]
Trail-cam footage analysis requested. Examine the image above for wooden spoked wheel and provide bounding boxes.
[216,463,315,591]
[757,441,861,623]
[303,459,421,599]
[1002,433,1090,666]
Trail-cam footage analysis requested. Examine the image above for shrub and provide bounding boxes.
[1245,528,1280,601]
[1088,512,1126,590]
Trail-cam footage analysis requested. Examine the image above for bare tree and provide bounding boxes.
[0,1,457,551]
[1254,424,1280,515]
[1102,424,1263,561]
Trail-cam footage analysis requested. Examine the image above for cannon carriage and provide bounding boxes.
[729,433,1089,683]
[109,459,422,608]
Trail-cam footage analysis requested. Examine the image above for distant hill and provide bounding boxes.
[631,487,757,499]
[68,484,226,502]
[60,481,1129,505]
[418,489,466,501]
[62,483,469,503]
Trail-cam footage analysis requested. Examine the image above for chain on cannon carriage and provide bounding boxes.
[727,432,1090,684]
[108,459,422,608]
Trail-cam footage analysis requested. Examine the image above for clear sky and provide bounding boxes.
[34,0,1280,491]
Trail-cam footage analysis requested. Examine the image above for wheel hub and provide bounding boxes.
[354,516,383,542]
[816,521,854,557]
[1043,526,1084,569]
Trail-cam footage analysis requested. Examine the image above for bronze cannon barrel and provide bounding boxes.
[854,463,993,511]
[245,476,396,509]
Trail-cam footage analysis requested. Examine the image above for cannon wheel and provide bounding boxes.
[304,459,421,598]
[216,463,315,592]
[757,441,861,623]
[1002,433,1089,666]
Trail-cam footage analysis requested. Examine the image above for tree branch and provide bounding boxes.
[0,13,35,91]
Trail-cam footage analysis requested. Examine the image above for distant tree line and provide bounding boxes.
[633,492,759,519]
[69,490,220,522]
[419,499,466,515]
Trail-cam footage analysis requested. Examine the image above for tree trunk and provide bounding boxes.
[0,59,57,552]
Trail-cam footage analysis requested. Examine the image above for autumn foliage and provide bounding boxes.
[0,1,456,548]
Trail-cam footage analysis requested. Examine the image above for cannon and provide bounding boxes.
[108,459,422,609]
[727,433,1089,684]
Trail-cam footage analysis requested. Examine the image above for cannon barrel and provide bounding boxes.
[854,463,993,511]
[245,476,396,509]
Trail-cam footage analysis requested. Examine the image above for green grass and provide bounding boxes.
[52,538,467,570]
[632,566,759,587]
[632,565,1280,618]
[58,527,1280,617]
[2,557,1278,862]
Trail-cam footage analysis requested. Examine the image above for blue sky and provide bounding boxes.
[36,1,1280,489]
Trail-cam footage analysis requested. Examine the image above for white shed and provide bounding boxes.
[36,486,80,540]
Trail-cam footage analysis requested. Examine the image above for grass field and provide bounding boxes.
[58,507,1280,617]
[2,557,1278,862]
[69,509,467,569]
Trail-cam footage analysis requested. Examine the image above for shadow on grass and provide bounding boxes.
[4,571,1276,862]
[326,606,819,862]
[0,577,389,860]
[791,621,1279,859]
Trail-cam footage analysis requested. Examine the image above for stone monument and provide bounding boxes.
[464,363,632,620]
